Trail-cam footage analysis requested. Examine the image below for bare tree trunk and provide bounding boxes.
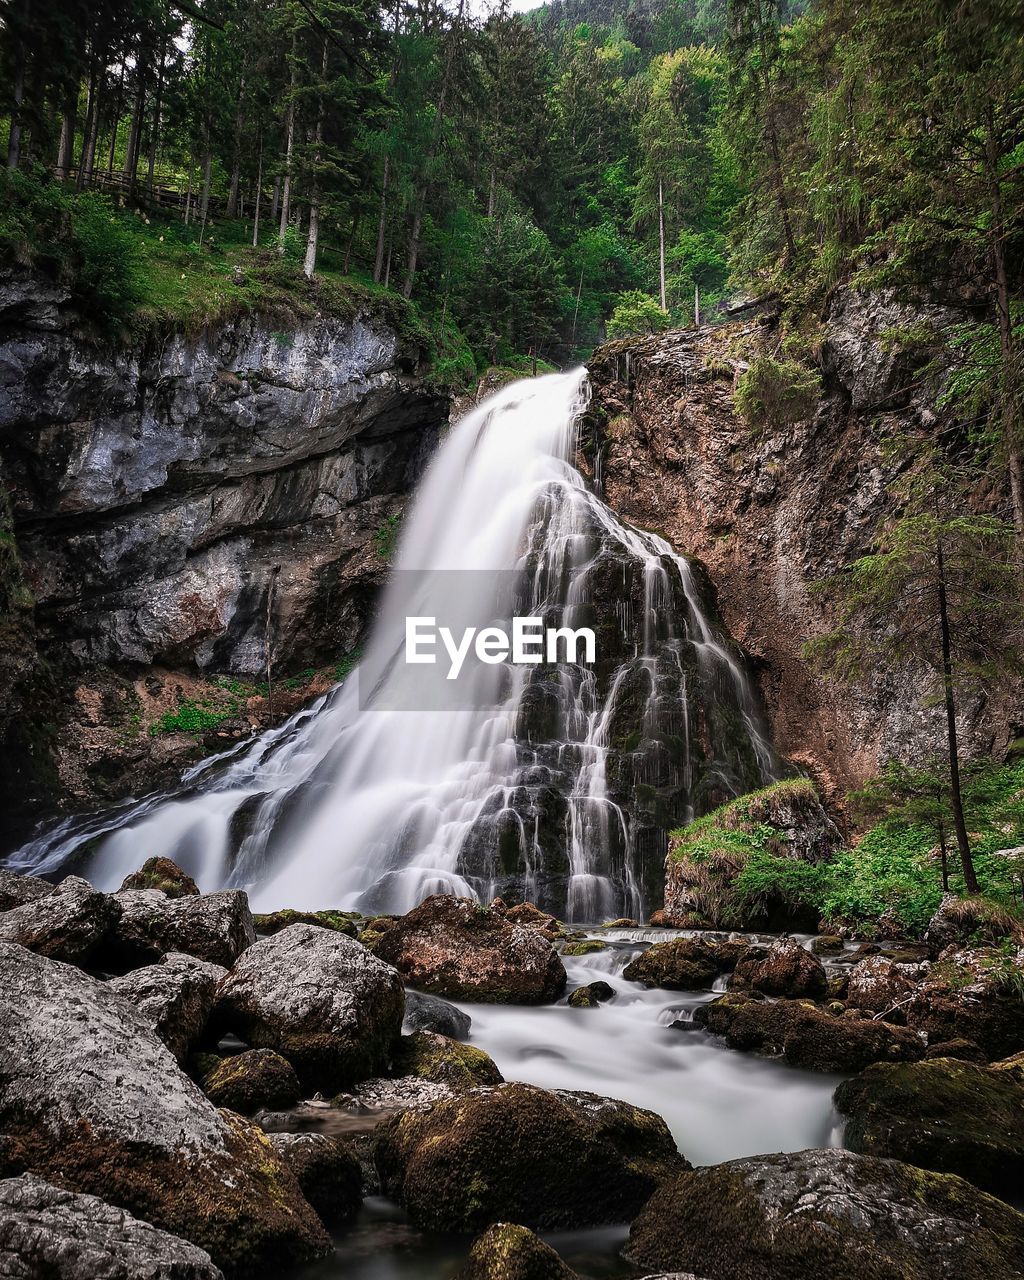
[694,284,701,328]
[6,5,26,170]
[937,540,979,894]
[56,88,77,180]
[373,156,390,283]
[270,176,280,225]
[658,175,666,311]
[303,42,328,280]
[252,135,263,247]
[123,42,150,197]
[343,206,361,274]
[107,60,126,177]
[226,74,247,218]
[78,58,102,188]
[278,35,298,251]
[184,162,193,224]
[199,137,213,226]
[147,25,169,194]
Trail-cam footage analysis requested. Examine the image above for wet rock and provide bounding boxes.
[811,934,844,954]
[905,947,1024,1059]
[567,980,615,1008]
[267,1133,362,1226]
[108,952,227,1061]
[373,895,567,1004]
[393,1031,503,1090]
[503,902,560,936]
[458,1223,577,1280]
[623,937,739,990]
[992,1050,1024,1084]
[403,988,472,1039]
[695,993,924,1072]
[341,1076,454,1112]
[834,1057,1024,1200]
[253,908,359,937]
[200,1049,302,1114]
[0,942,328,1271]
[0,867,52,911]
[560,939,607,956]
[925,1038,986,1062]
[728,937,828,1000]
[0,875,120,965]
[625,1147,1024,1280]
[604,917,640,928]
[375,1081,686,1232]
[215,923,405,1091]
[924,894,1023,958]
[844,955,916,1017]
[0,1173,224,1280]
[120,857,199,898]
[111,888,255,969]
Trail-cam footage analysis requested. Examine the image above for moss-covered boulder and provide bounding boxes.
[992,1050,1024,1084]
[374,1082,686,1232]
[393,1031,503,1090]
[458,1223,577,1280]
[267,1133,362,1226]
[253,909,359,938]
[120,857,199,898]
[625,1148,1024,1280]
[664,780,841,931]
[834,1057,1024,1200]
[623,937,740,990]
[200,1049,301,1114]
[567,981,614,1008]
[373,895,566,1004]
[560,939,607,956]
[924,894,1024,958]
[845,955,917,1017]
[215,924,405,1092]
[905,947,1024,1059]
[695,993,924,1072]
[728,937,828,1000]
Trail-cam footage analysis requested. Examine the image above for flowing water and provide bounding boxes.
[11,369,777,920]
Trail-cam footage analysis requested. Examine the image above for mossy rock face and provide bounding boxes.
[373,895,567,1005]
[267,1132,362,1226]
[845,956,916,1016]
[625,1147,1024,1280]
[458,1223,578,1280]
[623,937,739,991]
[253,908,359,938]
[374,1082,687,1232]
[992,1050,1024,1084]
[393,1031,503,1091]
[834,1058,1024,1200]
[905,948,1024,1059]
[201,1048,301,1114]
[567,981,615,1008]
[811,935,844,954]
[695,994,924,1073]
[120,857,199,898]
[728,938,828,1001]
[560,940,607,957]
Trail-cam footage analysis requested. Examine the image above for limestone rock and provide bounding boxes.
[403,988,472,1039]
[111,888,255,969]
[0,875,120,965]
[0,867,52,911]
[200,1049,301,1114]
[623,937,740,990]
[108,951,227,1060]
[728,937,828,1000]
[267,1133,362,1226]
[120,857,199,898]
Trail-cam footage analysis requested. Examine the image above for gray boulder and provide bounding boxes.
[267,1133,362,1225]
[111,887,255,969]
[0,1173,224,1280]
[0,867,52,911]
[404,988,472,1039]
[215,924,405,1090]
[0,875,120,965]
[108,952,227,1060]
[0,942,328,1272]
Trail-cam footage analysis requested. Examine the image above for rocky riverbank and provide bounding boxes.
[1,865,1022,1279]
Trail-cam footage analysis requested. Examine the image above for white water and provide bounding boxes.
[11,370,775,918]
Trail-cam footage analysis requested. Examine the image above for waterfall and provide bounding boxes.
[9,369,779,919]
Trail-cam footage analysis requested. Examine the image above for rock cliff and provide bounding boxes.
[0,270,448,840]
[588,288,1021,805]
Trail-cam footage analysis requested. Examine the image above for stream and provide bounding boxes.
[291,930,848,1279]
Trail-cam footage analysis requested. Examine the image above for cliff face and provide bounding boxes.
[0,271,448,837]
[588,289,1019,807]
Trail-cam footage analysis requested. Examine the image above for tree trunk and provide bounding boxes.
[343,206,361,274]
[107,60,126,177]
[252,135,263,247]
[7,51,25,170]
[938,820,949,893]
[694,283,701,328]
[147,26,169,194]
[199,139,213,226]
[78,58,102,188]
[278,35,298,251]
[303,41,328,280]
[56,88,77,181]
[123,43,150,197]
[937,540,979,894]
[226,74,247,218]
[373,156,390,283]
[658,175,666,311]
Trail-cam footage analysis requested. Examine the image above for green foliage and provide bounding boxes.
[606,291,671,338]
[734,355,820,430]
[151,698,236,737]
[374,513,402,563]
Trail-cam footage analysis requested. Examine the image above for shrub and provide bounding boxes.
[605,291,671,339]
[734,354,820,430]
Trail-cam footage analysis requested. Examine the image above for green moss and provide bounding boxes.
[733,355,821,431]
[393,1031,503,1091]
[561,939,607,956]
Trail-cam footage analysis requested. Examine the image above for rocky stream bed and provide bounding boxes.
[1,864,1023,1280]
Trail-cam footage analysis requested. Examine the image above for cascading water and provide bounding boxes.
[10,369,778,919]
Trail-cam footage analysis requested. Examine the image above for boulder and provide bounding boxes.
[560,939,607,956]
[0,942,328,1272]
[215,924,405,1091]
[0,1173,224,1280]
[992,1050,1024,1085]
[458,1223,577,1280]
[728,937,827,1000]
[393,1031,503,1090]
[925,894,1023,957]
[503,902,560,936]
[625,1147,1024,1280]
[403,988,472,1039]
[567,980,615,1008]
[373,895,567,1004]
[905,947,1024,1059]
[267,1133,362,1226]
[120,857,199,898]
[253,908,359,937]
[623,937,740,990]
[108,952,226,1061]
[925,1038,986,1062]
[695,993,924,1072]
[0,875,120,966]
[844,955,917,1017]
[200,1049,302,1114]
[375,1081,686,1232]
[111,888,255,970]
[0,866,52,911]
[834,1057,1024,1200]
